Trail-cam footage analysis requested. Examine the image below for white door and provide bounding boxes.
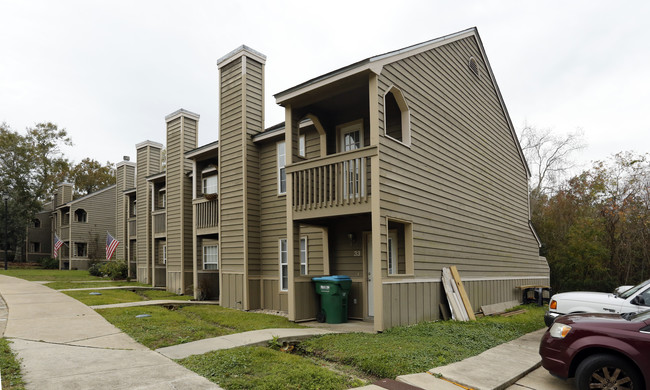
[366,233,374,317]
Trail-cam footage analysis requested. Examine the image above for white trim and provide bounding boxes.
[135,140,164,150]
[162,245,167,264]
[300,236,308,275]
[387,230,398,275]
[165,108,200,122]
[279,239,288,291]
[217,45,267,68]
[277,141,286,195]
[382,85,411,147]
[202,245,219,270]
[116,161,136,169]
[298,134,306,157]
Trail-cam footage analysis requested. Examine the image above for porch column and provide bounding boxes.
[369,73,384,332]
[286,105,300,321]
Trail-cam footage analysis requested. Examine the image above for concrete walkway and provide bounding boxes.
[156,327,341,359]
[0,274,221,390]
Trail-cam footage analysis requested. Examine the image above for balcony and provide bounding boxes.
[287,146,376,220]
[194,197,218,235]
[152,210,166,238]
[128,218,136,239]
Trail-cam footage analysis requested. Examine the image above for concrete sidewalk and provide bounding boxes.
[0,274,221,390]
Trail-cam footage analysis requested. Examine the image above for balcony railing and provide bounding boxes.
[152,210,166,235]
[287,146,376,217]
[194,197,218,231]
[128,218,136,238]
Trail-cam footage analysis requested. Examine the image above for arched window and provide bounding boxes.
[74,209,87,223]
[383,87,410,146]
[32,219,41,228]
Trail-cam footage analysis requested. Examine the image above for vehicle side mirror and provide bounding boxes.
[631,296,645,306]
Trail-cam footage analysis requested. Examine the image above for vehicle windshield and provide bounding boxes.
[619,279,650,299]
[623,309,650,322]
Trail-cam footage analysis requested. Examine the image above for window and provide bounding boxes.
[29,242,40,253]
[277,141,286,194]
[74,209,87,223]
[339,122,364,198]
[203,245,218,270]
[161,192,166,208]
[387,230,398,275]
[202,175,218,195]
[32,219,41,228]
[383,87,411,146]
[298,134,306,157]
[74,242,87,257]
[162,245,167,264]
[300,236,308,275]
[386,220,414,276]
[280,239,288,291]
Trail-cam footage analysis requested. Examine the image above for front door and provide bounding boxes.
[365,232,374,317]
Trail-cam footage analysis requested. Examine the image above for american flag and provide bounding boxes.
[106,232,119,260]
[53,234,64,257]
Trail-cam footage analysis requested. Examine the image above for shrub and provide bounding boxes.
[38,257,59,269]
[88,262,104,277]
[87,260,127,280]
[102,260,127,280]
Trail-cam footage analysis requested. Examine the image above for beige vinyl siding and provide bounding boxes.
[115,164,135,261]
[69,186,117,264]
[136,145,161,283]
[377,36,546,281]
[166,116,197,294]
[304,126,321,159]
[245,59,264,281]
[219,58,246,283]
[258,141,287,310]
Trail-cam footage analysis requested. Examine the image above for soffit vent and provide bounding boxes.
[468,57,479,77]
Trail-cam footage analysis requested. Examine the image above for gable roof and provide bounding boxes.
[55,184,116,210]
[273,27,530,177]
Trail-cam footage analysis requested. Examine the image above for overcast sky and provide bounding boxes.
[1,0,648,173]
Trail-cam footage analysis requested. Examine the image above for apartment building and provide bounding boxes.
[119,27,549,331]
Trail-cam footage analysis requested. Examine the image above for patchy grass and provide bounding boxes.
[45,280,146,290]
[0,338,25,390]
[0,269,101,281]
[298,305,546,378]
[97,305,304,349]
[63,289,192,306]
[179,346,366,390]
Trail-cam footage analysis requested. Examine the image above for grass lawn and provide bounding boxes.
[0,338,25,390]
[179,346,366,390]
[298,305,546,378]
[97,305,304,349]
[0,269,101,281]
[63,289,193,306]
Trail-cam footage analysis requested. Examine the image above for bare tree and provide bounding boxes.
[519,124,586,198]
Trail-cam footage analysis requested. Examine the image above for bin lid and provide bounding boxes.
[312,275,352,282]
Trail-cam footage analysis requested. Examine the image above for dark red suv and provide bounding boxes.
[539,310,650,390]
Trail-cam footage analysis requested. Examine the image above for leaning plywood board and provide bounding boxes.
[441,267,469,321]
[481,300,520,316]
[449,266,476,321]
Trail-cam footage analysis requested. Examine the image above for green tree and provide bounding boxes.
[0,122,72,261]
[69,158,115,197]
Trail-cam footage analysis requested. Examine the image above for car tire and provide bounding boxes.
[575,354,644,390]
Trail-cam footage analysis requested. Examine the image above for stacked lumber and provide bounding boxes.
[441,266,475,321]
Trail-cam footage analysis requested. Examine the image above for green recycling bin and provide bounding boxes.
[312,275,352,324]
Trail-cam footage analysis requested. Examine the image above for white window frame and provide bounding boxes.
[203,245,219,270]
[277,141,286,195]
[161,192,166,208]
[298,134,306,157]
[300,236,308,275]
[387,230,398,275]
[383,86,411,147]
[338,121,365,198]
[280,239,288,291]
[202,175,218,195]
[162,245,167,264]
